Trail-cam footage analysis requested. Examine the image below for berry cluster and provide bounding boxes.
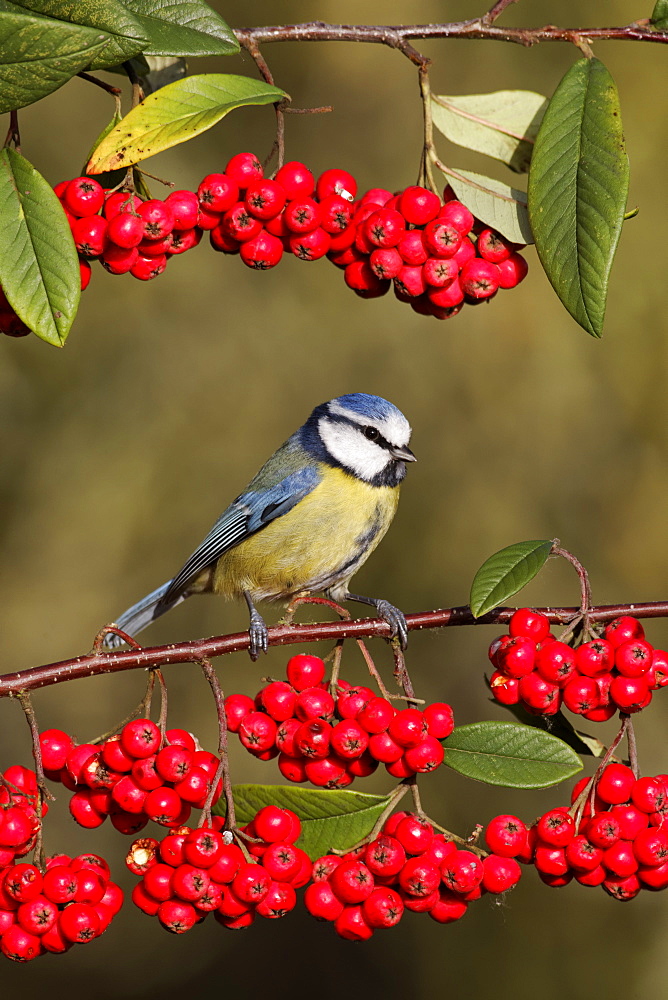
[0,766,44,868]
[2,152,530,338]
[224,653,454,788]
[489,610,668,720]
[54,174,204,285]
[0,852,122,962]
[128,806,309,932]
[507,765,668,900]
[304,811,521,939]
[201,156,528,320]
[40,721,221,836]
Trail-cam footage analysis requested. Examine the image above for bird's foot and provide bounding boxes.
[373,599,409,649]
[247,608,269,661]
[345,593,409,649]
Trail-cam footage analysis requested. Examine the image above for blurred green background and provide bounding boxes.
[2,0,667,996]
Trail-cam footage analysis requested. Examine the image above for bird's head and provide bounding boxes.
[301,393,416,486]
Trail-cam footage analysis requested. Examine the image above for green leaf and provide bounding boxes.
[470,539,553,617]
[527,58,629,338]
[500,701,606,758]
[217,785,392,860]
[437,166,533,244]
[87,73,288,172]
[0,148,80,346]
[432,90,548,173]
[0,1,111,112]
[441,721,582,788]
[651,0,668,27]
[124,0,239,56]
[11,0,148,69]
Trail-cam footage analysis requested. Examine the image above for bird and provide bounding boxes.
[104,393,416,659]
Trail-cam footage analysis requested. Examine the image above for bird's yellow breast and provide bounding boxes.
[212,467,400,603]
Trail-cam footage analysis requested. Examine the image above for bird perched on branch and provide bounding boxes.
[104,393,416,659]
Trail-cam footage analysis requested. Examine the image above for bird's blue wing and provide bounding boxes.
[160,464,321,604]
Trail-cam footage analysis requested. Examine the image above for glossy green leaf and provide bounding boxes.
[470,539,553,617]
[441,721,582,788]
[125,0,239,56]
[651,0,668,27]
[527,58,629,338]
[216,785,392,860]
[12,0,148,68]
[432,90,548,173]
[501,701,606,758]
[0,148,80,346]
[438,166,533,244]
[0,1,111,112]
[87,73,287,172]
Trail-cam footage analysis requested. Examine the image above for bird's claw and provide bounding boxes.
[374,599,409,649]
[248,610,269,661]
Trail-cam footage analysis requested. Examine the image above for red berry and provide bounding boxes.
[225,152,263,189]
[304,756,347,788]
[441,850,484,892]
[224,693,255,732]
[274,161,314,199]
[319,194,354,233]
[330,720,369,759]
[356,696,394,734]
[238,712,277,753]
[72,215,107,257]
[605,616,645,648]
[394,815,434,855]
[481,854,522,893]
[242,179,285,221]
[398,186,440,225]
[64,176,104,217]
[563,675,600,714]
[509,608,550,641]
[144,787,182,826]
[632,776,667,814]
[164,189,199,229]
[329,860,375,904]
[277,754,308,783]
[362,887,404,928]
[484,815,528,858]
[536,808,575,847]
[575,639,614,676]
[222,203,263,242]
[289,227,331,261]
[1,922,42,961]
[155,745,192,783]
[284,198,321,234]
[489,671,520,705]
[615,639,654,677]
[369,247,403,280]
[58,901,100,943]
[535,641,577,686]
[286,654,325,691]
[232,863,271,904]
[253,806,298,844]
[497,251,528,288]
[294,687,334,721]
[240,229,284,269]
[597,763,636,805]
[587,813,621,849]
[169,227,201,254]
[496,636,536,678]
[39,729,73,771]
[438,199,474,235]
[388,709,427,748]
[518,672,561,714]
[609,675,652,713]
[136,199,174,240]
[423,256,458,287]
[397,229,428,266]
[403,736,445,773]
[316,168,357,202]
[477,228,513,263]
[120,719,161,759]
[423,219,462,258]
[198,173,239,212]
[423,702,454,739]
[460,258,500,299]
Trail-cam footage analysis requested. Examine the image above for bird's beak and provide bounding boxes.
[391,444,417,462]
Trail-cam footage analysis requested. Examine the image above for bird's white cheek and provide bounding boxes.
[318,421,388,481]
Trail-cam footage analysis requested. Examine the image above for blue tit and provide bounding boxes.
[104,393,416,659]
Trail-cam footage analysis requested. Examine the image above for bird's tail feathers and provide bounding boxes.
[103,580,186,649]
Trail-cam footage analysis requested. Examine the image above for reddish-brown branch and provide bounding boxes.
[233,21,668,55]
[2,602,668,697]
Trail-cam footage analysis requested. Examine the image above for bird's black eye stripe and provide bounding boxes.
[326,413,395,453]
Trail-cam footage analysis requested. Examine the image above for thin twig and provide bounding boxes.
[197,659,233,830]
[16,692,50,869]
